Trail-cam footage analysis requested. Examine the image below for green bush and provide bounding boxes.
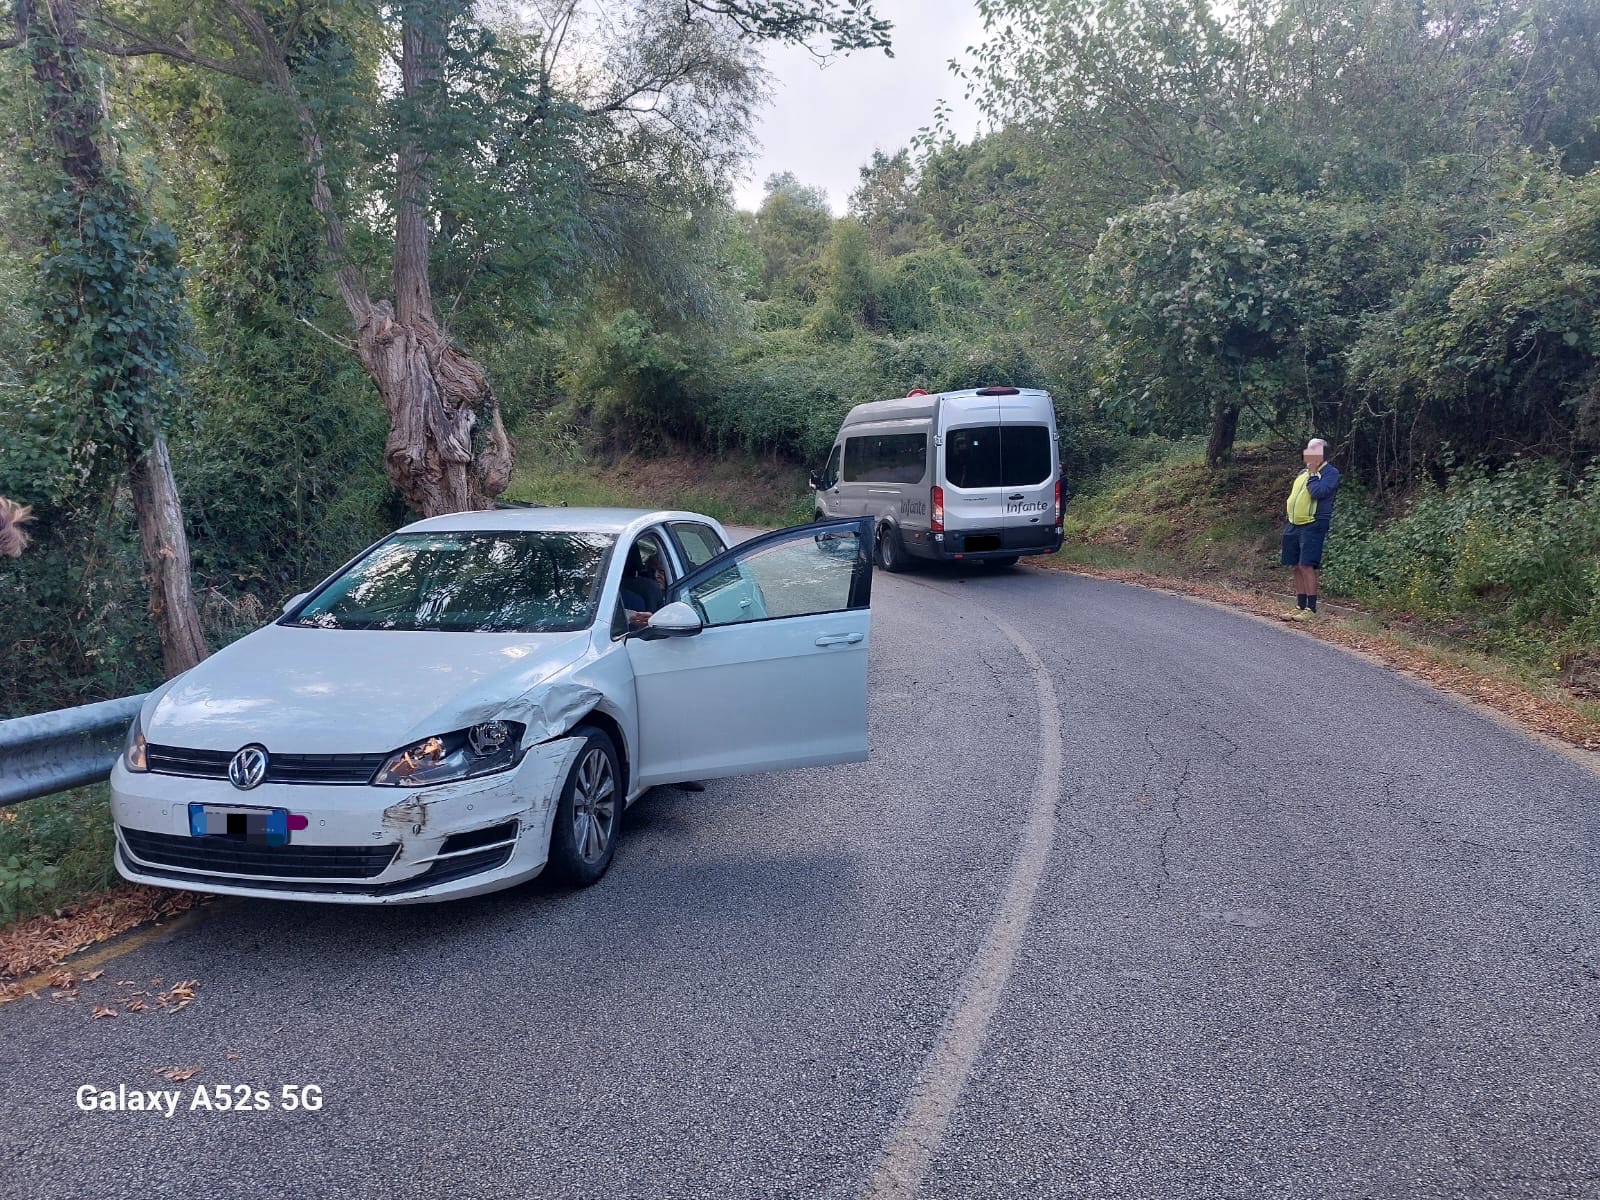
[562,309,710,449]
[0,785,117,922]
[1326,461,1600,654]
[877,247,988,335]
[705,329,1047,464]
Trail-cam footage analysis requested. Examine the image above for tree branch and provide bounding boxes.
[79,30,266,82]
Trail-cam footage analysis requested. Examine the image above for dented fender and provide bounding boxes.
[453,678,605,749]
[380,735,587,836]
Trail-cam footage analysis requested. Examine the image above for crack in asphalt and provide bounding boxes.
[1154,755,1193,895]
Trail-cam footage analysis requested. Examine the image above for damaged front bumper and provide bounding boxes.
[109,737,585,905]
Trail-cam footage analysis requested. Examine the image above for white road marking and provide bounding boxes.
[863,605,1065,1199]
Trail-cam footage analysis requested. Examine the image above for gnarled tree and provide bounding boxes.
[74,0,889,517]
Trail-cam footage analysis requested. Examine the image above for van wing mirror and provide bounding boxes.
[808,469,823,489]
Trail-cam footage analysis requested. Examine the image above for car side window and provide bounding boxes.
[677,522,867,629]
[618,528,676,626]
[669,522,726,570]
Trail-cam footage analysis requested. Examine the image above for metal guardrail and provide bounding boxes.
[0,694,148,807]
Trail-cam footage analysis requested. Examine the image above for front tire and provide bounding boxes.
[876,523,908,573]
[547,726,621,887]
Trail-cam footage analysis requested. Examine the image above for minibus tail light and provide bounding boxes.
[931,485,945,533]
[1054,478,1063,526]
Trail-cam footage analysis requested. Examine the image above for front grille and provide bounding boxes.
[147,745,387,785]
[118,841,512,896]
[120,827,399,880]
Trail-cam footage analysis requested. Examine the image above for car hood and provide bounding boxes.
[143,624,595,754]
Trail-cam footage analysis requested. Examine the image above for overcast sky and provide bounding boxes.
[732,0,989,215]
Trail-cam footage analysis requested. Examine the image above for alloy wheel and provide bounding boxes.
[571,748,617,864]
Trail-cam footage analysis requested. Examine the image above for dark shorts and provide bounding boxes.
[1281,519,1330,568]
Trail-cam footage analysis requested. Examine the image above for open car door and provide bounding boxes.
[624,517,873,788]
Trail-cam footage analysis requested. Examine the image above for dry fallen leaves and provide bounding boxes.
[0,886,202,985]
[156,980,199,1013]
[154,1065,202,1082]
[91,1005,117,1020]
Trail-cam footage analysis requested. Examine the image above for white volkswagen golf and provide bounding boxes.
[110,509,873,904]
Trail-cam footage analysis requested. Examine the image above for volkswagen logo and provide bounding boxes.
[228,745,269,791]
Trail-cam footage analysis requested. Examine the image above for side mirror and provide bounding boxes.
[808,469,823,489]
[282,591,310,614]
[639,600,703,639]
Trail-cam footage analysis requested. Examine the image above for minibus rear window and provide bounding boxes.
[944,425,1052,488]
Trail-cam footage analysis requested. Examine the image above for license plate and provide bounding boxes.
[188,804,290,847]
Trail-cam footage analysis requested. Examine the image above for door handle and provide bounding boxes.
[815,632,864,647]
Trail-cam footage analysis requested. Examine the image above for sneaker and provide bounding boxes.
[1283,608,1313,621]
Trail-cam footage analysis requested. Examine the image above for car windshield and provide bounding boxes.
[286,531,616,633]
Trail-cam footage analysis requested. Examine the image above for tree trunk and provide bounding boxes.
[234,0,512,518]
[23,0,208,675]
[356,304,513,514]
[129,432,210,675]
[1206,401,1242,467]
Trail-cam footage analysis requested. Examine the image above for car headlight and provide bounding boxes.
[372,721,525,787]
[123,714,149,773]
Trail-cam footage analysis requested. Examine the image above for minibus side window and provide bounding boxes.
[819,445,842,489]
[844,434,926,484]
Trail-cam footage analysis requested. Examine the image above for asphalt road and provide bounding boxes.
[4,559,1598,1200]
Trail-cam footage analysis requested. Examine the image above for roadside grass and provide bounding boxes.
[505,441,812,530]
[1339,611,1599,723]
[0,784,119,927]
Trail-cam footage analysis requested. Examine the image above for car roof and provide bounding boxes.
[397,506,720,538]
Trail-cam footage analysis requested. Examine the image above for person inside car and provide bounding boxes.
[620,542,668,628]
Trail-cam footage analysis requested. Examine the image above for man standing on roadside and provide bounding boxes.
[1281,438,1340,620]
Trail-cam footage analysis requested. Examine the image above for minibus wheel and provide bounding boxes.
[875,523,908,573]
